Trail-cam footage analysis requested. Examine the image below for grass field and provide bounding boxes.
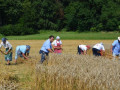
[0,40,119,90]
[4,31,120,40]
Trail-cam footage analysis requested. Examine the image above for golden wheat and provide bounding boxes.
[0,40,117,89]
[36,54,120,90]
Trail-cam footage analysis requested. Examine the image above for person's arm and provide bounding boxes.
[60,45,62,50]
[52,44,57,49]
[52,41,56,49]
[0,44,6,54]
[27,53,29,56]
[111,41,116,54]
[56,45,62,50]
[22,53,28,59]
[5,49,12,55]
[100,50,105,56]
[47,49,54,53]
[59,41,62,49]
[83,50,87,55]
[110,45,113,54]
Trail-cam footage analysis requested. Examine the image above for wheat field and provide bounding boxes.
[0,40,119,90]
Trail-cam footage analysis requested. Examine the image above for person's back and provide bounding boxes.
[79,45,87,51]
[93,43,104,50]
[112,40,120,55]
[92,43,105,56]
[16,45,26,54]
[41,39,51,53]
[77,45,90,55]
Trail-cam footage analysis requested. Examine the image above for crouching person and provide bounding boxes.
[111,37,120,60]
[92,42,105,56]
[77,45,91,55]
[0,38,12,65]
[39,35,54,64]
[15,45,31,64]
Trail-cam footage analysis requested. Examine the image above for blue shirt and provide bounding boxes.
[112,40,120,55]
[41,39,52,53]
[17,45,30,54]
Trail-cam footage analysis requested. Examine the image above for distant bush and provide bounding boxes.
[0,24,36,36]
[0,34,4,39]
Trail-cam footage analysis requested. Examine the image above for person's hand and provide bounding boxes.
[57,47,61,49]
[5,52,9,55]
[110,50,112,54]
[25,57,29,60]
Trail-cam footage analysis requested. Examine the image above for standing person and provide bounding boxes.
[92,42,105,56]
[15,45,31,64]
[111,37,120,60]
[52,36,62,54]
[0,38,12,65]
[77,45,91,55]
[39,35,54,64]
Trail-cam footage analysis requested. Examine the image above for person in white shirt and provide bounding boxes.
[52,36,62,54]
[77,45,91,55]
[92,42,105,56]
[0,38,12,65]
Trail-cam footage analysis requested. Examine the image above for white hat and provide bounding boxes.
[56,36,60,39]
[118,37,120,41]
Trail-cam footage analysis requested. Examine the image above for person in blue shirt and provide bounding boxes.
[111,37,120,60]
[15,45,31,64]
[39,35,54,63]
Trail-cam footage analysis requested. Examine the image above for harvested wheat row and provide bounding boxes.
[36,54,120,90]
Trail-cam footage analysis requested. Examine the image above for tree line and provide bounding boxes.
[0,0,120,35]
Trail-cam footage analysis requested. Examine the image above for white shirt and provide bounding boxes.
[79,45,87,51]
[93,43,105,51]
[0,41,12,49]
[52,40,62,46]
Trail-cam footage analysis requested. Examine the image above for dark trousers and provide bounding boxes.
[77,46,83,55]
[39,50,48,63]
[92,48,101,56]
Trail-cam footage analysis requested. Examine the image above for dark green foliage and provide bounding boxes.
[0,24,35,36]
[0,0,120,35]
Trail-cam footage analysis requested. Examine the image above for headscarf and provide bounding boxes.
[56,36,60,40]
[2,38,7,42]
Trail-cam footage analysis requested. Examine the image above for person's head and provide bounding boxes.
[26,45,31,51]
[100,42,103,45]
[86,45,91,50]
[56,36,60,41]
[49,35,54,42]
[2,38,7,44]
[118,37,120,43]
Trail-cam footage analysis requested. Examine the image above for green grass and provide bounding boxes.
[5,30,120,40]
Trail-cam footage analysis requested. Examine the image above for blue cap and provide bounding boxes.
[2,38,7,42]
[26,45,31,50]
